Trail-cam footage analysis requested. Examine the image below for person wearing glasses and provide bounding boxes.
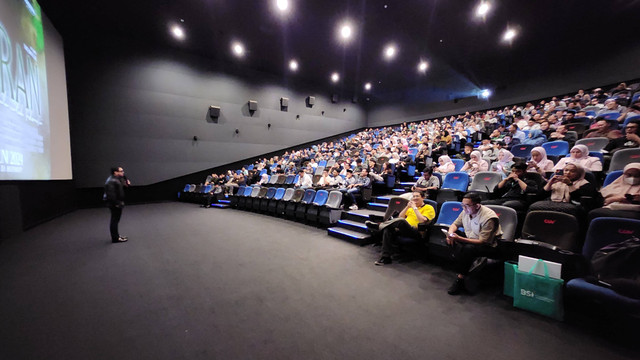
[604,120,640,154]
[104,166,128,243]
[445,193,503,295]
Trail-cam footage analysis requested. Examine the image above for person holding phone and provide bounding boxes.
[445,193,503,295]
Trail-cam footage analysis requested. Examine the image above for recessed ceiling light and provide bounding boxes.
[502,28,517,42]
[338,21,354,43]
[289,59,298,71]
[383,45,397,60]
[364,82,372,91]
[231,41,245,57]
[418,60,429,73]
[170,25,185,40]
[331,72,340,83]
[480,89,492,99]
[276,0,289,11]
[475,2,491,18]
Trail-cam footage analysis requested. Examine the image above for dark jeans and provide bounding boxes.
[381,220,420,257]
[452,243,499,276]
[109,205,123,241]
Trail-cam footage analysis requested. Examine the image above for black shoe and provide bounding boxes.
[112,237,128,243]
[365,221,380,232]
[448,277,465,295]
[374,256,392,266]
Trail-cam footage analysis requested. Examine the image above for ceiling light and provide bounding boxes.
[418,60,429,73]
[475,2,491,18]
[170,25,185,40]
[364,82,372,91]
[289,59,298,72]
[384,45,396,60]
[276,0,289,12]
[331,72,340,83]
[338,21,354,43]
[231,41,245,57]
[480,89,491,99]
[502,28,517,42]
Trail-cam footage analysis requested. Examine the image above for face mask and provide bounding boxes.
[463,205,478,215]
[624,176,640,186]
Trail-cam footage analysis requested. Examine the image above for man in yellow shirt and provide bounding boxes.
[366,192,436,265]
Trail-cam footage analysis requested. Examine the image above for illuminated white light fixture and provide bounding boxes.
[170,25,185,40]
[331,72,340,83]
[276,0,289,12]
[232,41,245,57]
[475,1,491,18]
[480,89,491,99]
[384,45,397,60]
[418,60,429,73]
[502,28,517,42]
[338,21,354,42]
[364,82,372,91]
[289,59,299,72]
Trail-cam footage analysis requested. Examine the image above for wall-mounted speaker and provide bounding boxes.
[248,100,258,111]
[331,94,338,103]
[280,97,289,107]
[306,96,315,107]
[209,106,220,118]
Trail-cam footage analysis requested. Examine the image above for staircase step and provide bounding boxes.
[367,202,388,210]
[392,188,407,194]
[218,200,231,204]
[337,219,370,233]
[327,227,373,246]
[399,182,416,186]
[210,203,230,209]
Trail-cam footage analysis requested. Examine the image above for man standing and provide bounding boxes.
[446,193,503,295]
[104,167,128,243]
[367,192,435,265]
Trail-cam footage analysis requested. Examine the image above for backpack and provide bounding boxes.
[591,237,640,299]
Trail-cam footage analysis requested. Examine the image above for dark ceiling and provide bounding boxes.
[38,0,640,104]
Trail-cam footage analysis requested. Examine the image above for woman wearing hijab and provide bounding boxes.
[491,149,515,177]
[530,163,599,217]
[435,155,456,174]
[553,144,603,172]
[526,146,555,176]
[460,151,489,178]
[522,129,547,146]
[588,163,640,221]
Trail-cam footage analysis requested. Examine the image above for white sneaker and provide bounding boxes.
[349,204,358,210]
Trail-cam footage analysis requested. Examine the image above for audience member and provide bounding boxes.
[553,144,603,172]
[461,151,489,178]
[526,146,555,175]
[435,155,456,174]
[588,163,640,221]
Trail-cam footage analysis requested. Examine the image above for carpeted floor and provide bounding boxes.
[0,202,636,359]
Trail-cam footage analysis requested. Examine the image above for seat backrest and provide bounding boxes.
[468,172,502,193]
[623,115,640,127]
[276,175,287,184]
[325,191,343,208]
[510,144,534,159]
[183,184,191,192]
[576,137,609,152]
[312,190,329,206]
[291,189,305,202]
[259,169,268,176]
[284,175,295,184]
[314,166,325,175]
[318,160,327,167]
[282,188,295,201]
[268,175,278,184]
[274,188,286,200]
[484,205,518,242]
[250,187,261,198]
[442,172,470,191]
[542,141,570,157]
[521,211,579,251]
[383,196,409,221]
[189,184,196,192]
[602,170,624,188]
[242,186,252,196]
[326,159,336,168]
[435,201,463,226]
[312,174,322,185]
[452,159,465,171]
[600,112,621,121]
[408,147,419,156]
[582,218,640,260]
[265,187,277,199]
[301,189,316,203]
[609,148,640,172]
[565,123,586,136]
[203,185,212,193]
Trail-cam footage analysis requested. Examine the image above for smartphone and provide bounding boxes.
[441,229,453,237]
[555,169,564,176]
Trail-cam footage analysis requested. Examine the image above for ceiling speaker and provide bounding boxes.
[248,100,258,111]
[209,106,220,118]
[306,96,315,107]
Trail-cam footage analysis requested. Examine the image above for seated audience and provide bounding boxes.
[461,151,489,178]
[585,119,622,140]
[367,192,436,265]
[294,169,313,189]
[588,163,640,221]
[343,169,372,210]
[522,129,547,146]
[484,162,538,221]
[603,120,640,154]
[490,149,515,177]
[553,144,603,172]
[548,125,577,146]
[446,193,503,295]
[401,167,440,200]
[530,163,599,217]
[526,146,555,175]
[435,155,456,174]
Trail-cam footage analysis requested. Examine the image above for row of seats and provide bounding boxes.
[229,185,343,226]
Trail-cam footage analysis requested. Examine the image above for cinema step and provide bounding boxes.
[327,227,372,246]
[336,219,369,234]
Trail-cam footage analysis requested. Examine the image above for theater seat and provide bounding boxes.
[428,201,463,260]
[436,172,469,204]
[276,188,295,216]
[318,190,343,226]
[519,210,580,252]
[306,190,329,223]
[268,188,286,214]
[609,148,640,172]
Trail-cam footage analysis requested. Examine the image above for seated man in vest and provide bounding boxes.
[446,192,503,295]
[366,191,436,265]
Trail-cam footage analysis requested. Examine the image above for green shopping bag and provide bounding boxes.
[513,259,564,320]
[503,261,518,297]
